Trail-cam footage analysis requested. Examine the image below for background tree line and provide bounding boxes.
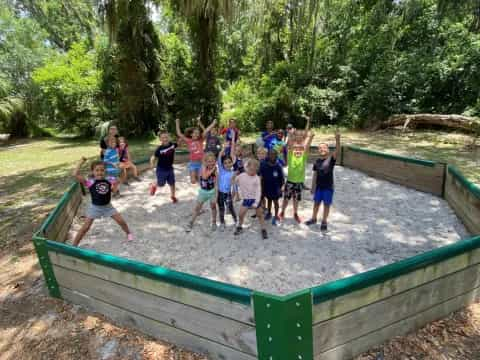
[1,0,479,137]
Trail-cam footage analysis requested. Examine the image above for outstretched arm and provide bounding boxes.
[304,114,311,131]
[304,130,315,154]
[73,157,87,184]
[333,129,341,160]
[175,118,187,142]
[150,154,156,169]
[197,116,206,132]
[203,119,217,138]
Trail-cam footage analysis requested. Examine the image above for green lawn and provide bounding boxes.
[0,130,478,249]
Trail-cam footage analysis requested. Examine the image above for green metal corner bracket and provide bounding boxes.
[32,235,61,298]
[254,289,313,360]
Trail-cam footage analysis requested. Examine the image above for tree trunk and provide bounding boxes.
[374,114,480,133]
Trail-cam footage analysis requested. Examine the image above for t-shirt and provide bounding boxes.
[200,167,216,190]
[118,145,129,162]
[260,161,284,191]
[104,148,120,176]
[261,131,277,150]
[236,172,261,205]
[185,138,204,162]
[205,133,221,156]
[287,147,308,183]
[313,156,336,190]
[233,157,244,174]
[218,158,235,193]
[85,177,115,206]
[221,127,240,144]
[100,135,119,159]
[155,142,177,170]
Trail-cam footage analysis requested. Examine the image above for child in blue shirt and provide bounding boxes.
[260,149,285,225]
[103,136,121,196]
[217,143,238,231]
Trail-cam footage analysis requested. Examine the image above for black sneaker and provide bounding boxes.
[320,222,328,231]
[305,219,317,226]
[251,214,257,218]
[234,226,243,236]
[261,229,268,239]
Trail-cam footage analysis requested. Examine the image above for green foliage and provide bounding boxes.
[32,42,101,136]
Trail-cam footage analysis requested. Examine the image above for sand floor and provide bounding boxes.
[70,163,469,295]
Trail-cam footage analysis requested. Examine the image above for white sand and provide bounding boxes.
[70,164,469,295]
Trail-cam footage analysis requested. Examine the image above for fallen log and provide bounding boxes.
[374,114,480,133]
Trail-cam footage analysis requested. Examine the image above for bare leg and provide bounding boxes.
[190,202,204,225]
[255,207,266,230]
[311,202,320,221]
[293,197,299,215]
[72,218,94,247]
[322,205,330,223]
[238,206,248,227]
[267,199,272,214]
[111,213,131,234]
[273,199,279,217]
[190,171,198,184]
[210,201,217,225]
[131,163,139,177]
[169,184,176,198]
[280,197,289,216]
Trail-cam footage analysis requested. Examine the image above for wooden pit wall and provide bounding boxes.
[341,146,445,196]
[312,246,480,360]
[43,183,83,242]
[444,167,480,236]
[48,250,258,360]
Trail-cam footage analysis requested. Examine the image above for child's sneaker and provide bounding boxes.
[234,226,243,236]
[149,183,157,196]
[305,219,317,226]
[127,233,134,241]
[124,181,130,186]
[320,222,328,231]
[278,211,285,221]
[272,216,279,226]
[185,222,193,233]
[264,212,272,221]
[211,223,217,232]
[219,223,226,232]
[261,229,268,239]
[171,196,178,203]
[251,214,257,219]
[294,213,302,224]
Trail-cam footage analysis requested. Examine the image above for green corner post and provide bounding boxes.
[32,235,61,298]
[254,289,313,360]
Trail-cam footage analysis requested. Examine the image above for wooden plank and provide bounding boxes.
[342,148,444,195]
[315,286,480,360]
[54,265,257,355]
[49,252,254,324]
[61,287,256,360]
[313,249,480,324]
[445,173,480,235]
[313,263,480,354]
[45,187,82,241]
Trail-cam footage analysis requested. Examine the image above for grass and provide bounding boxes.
[0,129,478,249]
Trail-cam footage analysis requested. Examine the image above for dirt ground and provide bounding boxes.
[1,235,479,360]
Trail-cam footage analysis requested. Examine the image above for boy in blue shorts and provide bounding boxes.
[306,130,341,231]
[150,132,178,203]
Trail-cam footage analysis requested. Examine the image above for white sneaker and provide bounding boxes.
[219,223,226,232]
[211,223,217,232]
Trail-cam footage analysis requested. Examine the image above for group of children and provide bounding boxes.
[72,118,341,246]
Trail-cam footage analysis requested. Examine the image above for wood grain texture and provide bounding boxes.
[342,147,445,195]
[49,252,254,324]
[315,286,480,360]
[445,172,480,235]
[61,287,256,360]
[313,263,480,354]
[45,186,82,241]
[312,249,480,324]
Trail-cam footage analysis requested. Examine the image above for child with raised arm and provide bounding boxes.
[149,131,178,203]
[217,142,238,231]
[186,152,218,232]
[279,125,315,223]
[199,119,222,158]
[260,149,285,225]
[234,159,268,239]
[306,130,341,231]
[221,118,240,156]
[104,136,122,195]
[72,158,133,246]
[176,117,216,184]
[118,136,141,184]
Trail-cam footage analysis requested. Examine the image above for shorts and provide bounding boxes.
[86,203,118,219]
[283,181,303,201]
[242,199,261,209]
[156,168,175,186]
[197,188,216,204]
[264,188,282,201]
[189,161,202,173]
[314,189,334,205]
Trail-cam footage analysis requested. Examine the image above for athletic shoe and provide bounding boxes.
[219,223,226,232]
[234,226,243,236]
[320,222,328,231]
[149,183,157,196]
[211,223,217,232]
[305,219,317,226]
[171,196,178,203]
[278,211,285,221]
[261,229,268,239]
[264,212,272,221]
[185,222,193,232]
[251,214,257,218]
[124,181,130,186]
[272,216,278,226]
[294,213,302,224]
[127,233,134,241]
